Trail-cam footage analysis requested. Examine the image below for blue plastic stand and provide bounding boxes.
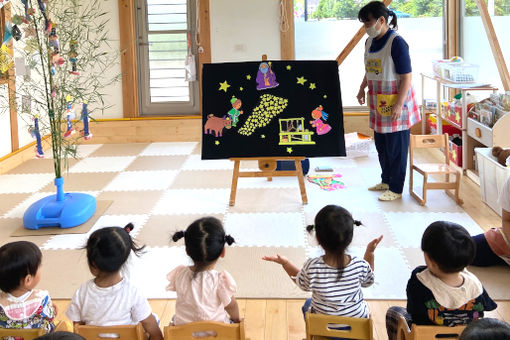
[23,177,97,230]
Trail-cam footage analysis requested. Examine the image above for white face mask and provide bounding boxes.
[366,21,382,38]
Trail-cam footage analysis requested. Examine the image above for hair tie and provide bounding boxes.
[124,223,134,233]
[306,224,315,232]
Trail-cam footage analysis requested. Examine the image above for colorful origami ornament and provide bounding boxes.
[63,95,76,138]
[0,44,13,73]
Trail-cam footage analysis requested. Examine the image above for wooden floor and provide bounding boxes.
[50,149,509,340]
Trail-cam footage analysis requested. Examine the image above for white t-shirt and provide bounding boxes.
[66,278,152,326]
[166,266,237,325]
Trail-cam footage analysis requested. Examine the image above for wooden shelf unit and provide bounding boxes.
[420,73,499,175]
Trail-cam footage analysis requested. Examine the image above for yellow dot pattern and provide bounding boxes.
[238,94,289,136]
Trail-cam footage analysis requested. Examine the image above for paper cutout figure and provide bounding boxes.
[49,26,65,75]
[29,116,44,158]
[204,114,232,137]
[64,95,75,138]
[256,62,278,90]
[238,94,288,136]
[227,96,243,127]
[310,105,331,135]
[80,101,92,140]
[37,0,51,33]
[307,174,345,191]
[68,40,79,75]
[279,118,315,145]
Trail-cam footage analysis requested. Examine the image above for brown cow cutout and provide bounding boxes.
[204,114,232,137]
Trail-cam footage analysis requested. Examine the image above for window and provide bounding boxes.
[294,0,445,108]
[136,0,199,115]
[461,0,510,91]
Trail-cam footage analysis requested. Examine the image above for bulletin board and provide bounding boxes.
[201,60,345,160]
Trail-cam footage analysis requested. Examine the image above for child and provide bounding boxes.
[356,1,420,201]
[460,318,510,340]
[168,217,240,325]
[263,205,383,318]
[0,241,56,332]
[66,224,163,340]
[386,221,497,340]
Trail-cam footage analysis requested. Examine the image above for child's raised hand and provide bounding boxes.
[262,254,289,266]
[366,235,383,253]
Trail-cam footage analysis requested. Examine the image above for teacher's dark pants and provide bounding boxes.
[374,129,410,194]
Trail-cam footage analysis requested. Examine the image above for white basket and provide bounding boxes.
[440,63,479,83]
[345,132,372,158]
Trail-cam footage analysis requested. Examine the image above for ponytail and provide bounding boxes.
[172,230,185,242]
[387,9,398,30]
[225,234,235,246]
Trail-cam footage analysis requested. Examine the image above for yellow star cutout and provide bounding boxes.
[215,140,220,145]
[323,95,328,99]
[309,83,316,90]
[219,81,230,92]
[286,147,293,154]
[246,75,252,80]
[286,65,291,70]
[261,135,265,139]
[297,76,307,85]
[240,87,244,91]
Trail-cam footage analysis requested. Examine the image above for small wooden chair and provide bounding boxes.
[0,321,70,340]
[397,315,466,340]
[0,327,45,340]
[74,323,147,340]
[164,320,245,340]
[409,134,463,206]
[305,313,373,340]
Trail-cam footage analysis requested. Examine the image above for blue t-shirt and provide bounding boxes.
[368,29,412,75]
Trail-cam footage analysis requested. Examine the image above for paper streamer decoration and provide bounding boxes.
[307,174,345,191]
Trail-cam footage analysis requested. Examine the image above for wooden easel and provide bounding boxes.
[229,157,308,206]
[227,54,308,206]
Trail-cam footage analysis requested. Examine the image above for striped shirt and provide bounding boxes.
[296,256,374,318]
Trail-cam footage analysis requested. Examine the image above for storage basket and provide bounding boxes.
[440,63,479,83]
[432,59,449,78]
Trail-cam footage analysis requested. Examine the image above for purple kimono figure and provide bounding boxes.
[81,102,92,140]
[256,62,279,90]
[310,105,332,135]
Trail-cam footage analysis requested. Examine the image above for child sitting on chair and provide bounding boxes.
[0,241,56,332]
[168,217,240,325]
[66,224,163,340]
[263,205,383,319]
[385,221,497,340]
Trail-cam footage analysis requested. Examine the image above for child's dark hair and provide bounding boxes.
[35,332,86,340]
[86,223,145,273]
[172,217,235,277]
[421,221,475,273]
[306,205,361,279]
[460,318,510,340]
[358,1,398,30]
[0,241,42,293]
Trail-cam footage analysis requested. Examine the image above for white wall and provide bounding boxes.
[209,0,281,62]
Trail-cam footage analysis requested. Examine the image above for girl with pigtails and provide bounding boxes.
[168,217,240,325]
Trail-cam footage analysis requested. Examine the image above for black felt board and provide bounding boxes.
[201,60,345,160]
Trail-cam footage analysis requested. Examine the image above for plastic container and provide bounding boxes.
[475,147,510,216]
[440,63,479,83]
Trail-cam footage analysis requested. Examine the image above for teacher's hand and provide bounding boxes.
[391,103,403,121]
[356,88,366,105]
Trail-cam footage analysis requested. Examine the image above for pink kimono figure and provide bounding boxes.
[310,105,332,135]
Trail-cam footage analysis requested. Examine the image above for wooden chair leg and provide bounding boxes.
[421,174,428,206]
[455,172,463,205]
